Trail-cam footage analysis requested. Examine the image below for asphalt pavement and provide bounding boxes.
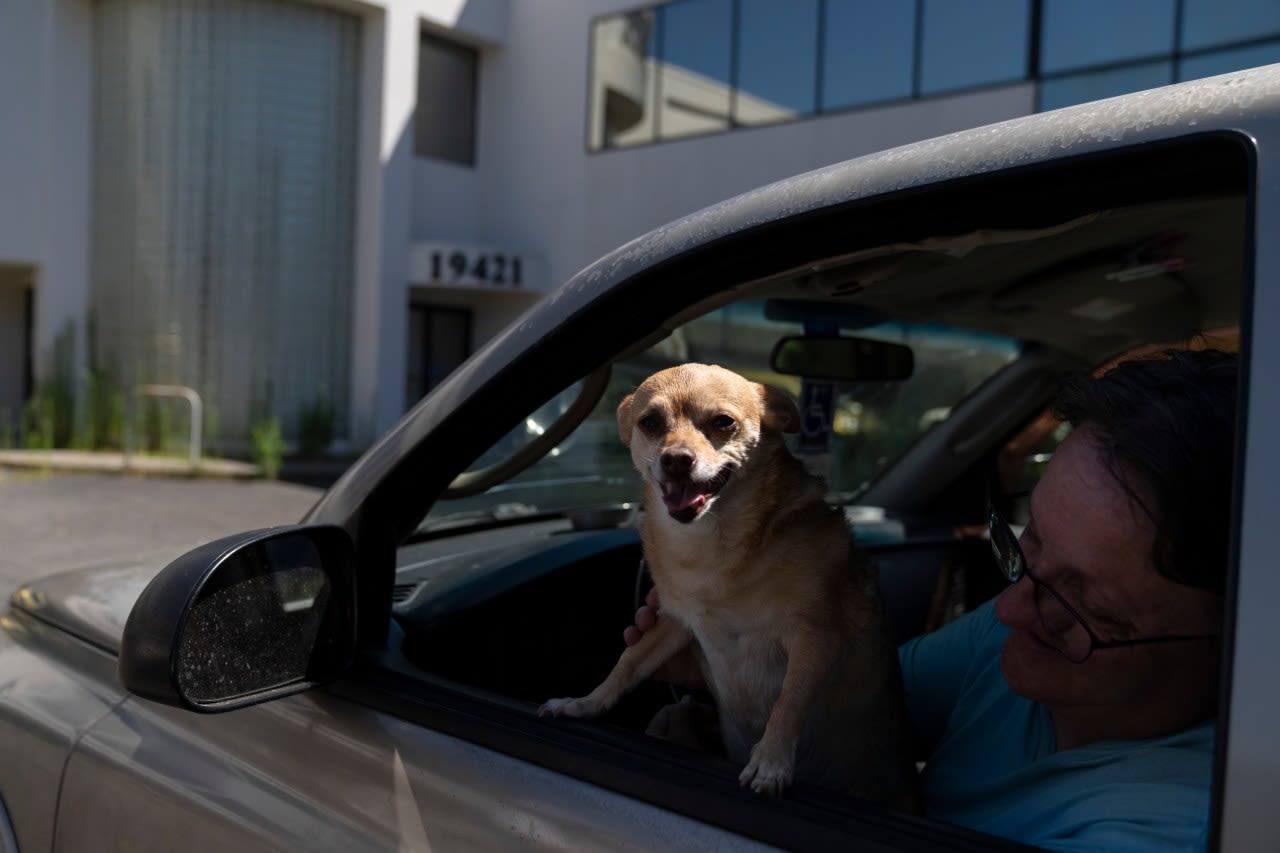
[0,468,323,603]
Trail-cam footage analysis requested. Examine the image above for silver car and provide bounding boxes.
[4,65,1279,851]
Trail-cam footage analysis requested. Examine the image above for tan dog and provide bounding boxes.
[541,363,918,806]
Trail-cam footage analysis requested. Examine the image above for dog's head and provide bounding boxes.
[616,363,800,524]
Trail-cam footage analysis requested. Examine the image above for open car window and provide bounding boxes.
[421,302,1021,531]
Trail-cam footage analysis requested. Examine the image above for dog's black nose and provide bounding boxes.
[660,448,695,477]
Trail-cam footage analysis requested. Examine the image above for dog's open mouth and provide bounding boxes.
[661,469,731,523]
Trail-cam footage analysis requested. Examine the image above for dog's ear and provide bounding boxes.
[616,393,637,445]
[760,384,801,434]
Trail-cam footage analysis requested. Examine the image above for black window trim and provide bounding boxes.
[328,667,1035,852]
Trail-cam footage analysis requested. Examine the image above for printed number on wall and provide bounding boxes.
[429,250,523,287]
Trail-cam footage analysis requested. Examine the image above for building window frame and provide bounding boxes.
[415,30,480,166]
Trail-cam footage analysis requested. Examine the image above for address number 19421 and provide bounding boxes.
[428,249,524,288]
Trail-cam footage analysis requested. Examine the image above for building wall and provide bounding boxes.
[0,0,48,267]
[12,0,1201,452]
[0,0,1038,449]
[0,0,92,429]
[364,0,510,440]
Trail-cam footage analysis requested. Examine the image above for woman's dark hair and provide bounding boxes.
[1052,348,1238,595]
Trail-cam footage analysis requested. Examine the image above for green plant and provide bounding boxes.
[203,403,220,458]
[33,322,77,448]
[297,393,337,458]
[80,313,125,450]
[250,416,285,479]
[22,395,55,450]
[81,373,125,451]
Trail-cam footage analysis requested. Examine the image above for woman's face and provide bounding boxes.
[993,427,1222,729]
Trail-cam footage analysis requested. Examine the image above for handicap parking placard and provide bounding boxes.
[798,380,834,455]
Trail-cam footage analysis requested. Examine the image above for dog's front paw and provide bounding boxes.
[538,696,604,719]
[738,741,794,796]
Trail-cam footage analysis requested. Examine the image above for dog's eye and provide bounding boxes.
[710,415,736,432]
[637,413,663,433]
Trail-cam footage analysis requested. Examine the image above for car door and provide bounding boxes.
[57,689,768,851]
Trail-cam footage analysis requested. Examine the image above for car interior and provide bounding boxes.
[390,185,1244,706]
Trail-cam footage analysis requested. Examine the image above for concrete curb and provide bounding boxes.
[0,450,262,479]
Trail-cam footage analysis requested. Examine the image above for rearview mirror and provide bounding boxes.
[118,525,357,712]
[770,335,914,381]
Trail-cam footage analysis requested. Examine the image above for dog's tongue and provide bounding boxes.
[662,481,707,520]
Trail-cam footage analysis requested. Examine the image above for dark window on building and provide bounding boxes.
[821,0,916,110]
[734,0,820,125]
[1040,0,1176,74]
[918,0,1031,94]
[406,304,471,407]
[415,31,478,165]
[1181,0,1280,51]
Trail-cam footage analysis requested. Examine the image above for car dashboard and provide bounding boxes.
[390,510,1000,727]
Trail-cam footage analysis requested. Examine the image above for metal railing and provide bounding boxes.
[124,384,203,470]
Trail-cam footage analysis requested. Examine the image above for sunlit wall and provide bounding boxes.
[90,0,360,448]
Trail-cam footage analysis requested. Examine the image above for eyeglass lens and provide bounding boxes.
[989,511,1024,582]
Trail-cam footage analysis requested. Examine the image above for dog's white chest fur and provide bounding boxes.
[655,536,793,762]
[685,607,789,760]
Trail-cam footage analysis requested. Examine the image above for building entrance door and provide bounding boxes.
[0,265,34,436]
[406,304,471,408]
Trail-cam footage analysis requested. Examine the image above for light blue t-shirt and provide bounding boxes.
[898,600,1213,852]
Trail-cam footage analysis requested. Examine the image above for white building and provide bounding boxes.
[3,0,1277,454]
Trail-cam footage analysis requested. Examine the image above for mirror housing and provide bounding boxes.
[770,335,914,381]
[118,524,357,713]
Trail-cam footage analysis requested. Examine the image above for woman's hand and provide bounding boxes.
[623,587,705,689]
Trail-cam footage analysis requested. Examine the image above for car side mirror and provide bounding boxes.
[118,524,357,713]
[770,334,914,381]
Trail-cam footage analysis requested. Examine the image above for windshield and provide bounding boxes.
[422,300,1020,528]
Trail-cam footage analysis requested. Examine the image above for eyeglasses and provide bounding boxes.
[988,504,1218,663]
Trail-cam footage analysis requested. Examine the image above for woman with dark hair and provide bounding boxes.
[903,348,1235,851]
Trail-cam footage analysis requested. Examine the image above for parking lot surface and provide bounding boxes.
[0,469,323,603]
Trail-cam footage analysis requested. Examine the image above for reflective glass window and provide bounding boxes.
[1179,40,1280,80]
[659,0,733,140]
[734,0,819,125]
[821,0,916,109]
[1181,0,1280,50]
[919,0,1031,94]
[589,11,658,150]
[1038,60,1173,111]
[1040,0,1176,74]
